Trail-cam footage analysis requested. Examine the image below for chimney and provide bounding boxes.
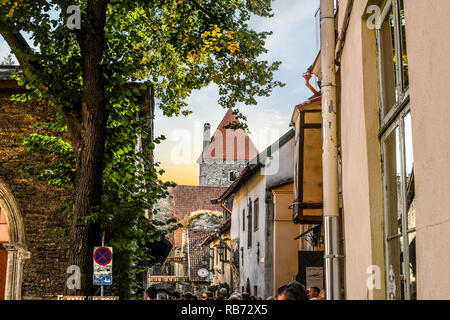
[203,123,211,151]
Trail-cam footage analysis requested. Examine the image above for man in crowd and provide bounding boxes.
[277,282,308,300]
[170,291,181,300]
[216,287,229,300]
[182,292,193,300]
[202,291,213,300]
[308,287,321,300]
[145,287,157,300]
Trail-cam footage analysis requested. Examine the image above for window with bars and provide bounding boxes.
[247,200,252,248]
[376,0,415,300]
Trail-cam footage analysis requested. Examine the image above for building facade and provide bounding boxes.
[198,110,258,187]
[312,0,450,299]
[0,66,70,300]
[201,219,233,292]
[217,130,295,298]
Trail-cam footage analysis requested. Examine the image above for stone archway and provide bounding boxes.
[0,180,29,300]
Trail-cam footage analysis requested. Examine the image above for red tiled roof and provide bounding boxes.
[172,185,227,219]
[172,185,227,248]
[197,109,259,162]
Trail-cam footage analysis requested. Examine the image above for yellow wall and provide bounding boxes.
[272,183,299,296]
[338,0,386,299]
[209,231,232,287]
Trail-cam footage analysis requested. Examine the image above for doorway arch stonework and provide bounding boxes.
[0,180,29,300]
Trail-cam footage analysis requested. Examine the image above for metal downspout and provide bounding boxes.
[320,0,342,300]
[187,228,191,282]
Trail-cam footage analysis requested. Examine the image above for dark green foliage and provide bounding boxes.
[1,0,283,298]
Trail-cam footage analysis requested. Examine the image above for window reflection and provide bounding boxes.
[379,7,398,115]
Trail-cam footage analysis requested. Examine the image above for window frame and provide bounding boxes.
[253,198,259,232]
[377,0,414,300]
[381,106,416,300]
[376,0,410,136]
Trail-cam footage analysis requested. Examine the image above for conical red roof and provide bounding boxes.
[197,110,259,162]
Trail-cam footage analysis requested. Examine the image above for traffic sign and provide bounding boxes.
[93,246,113,286]
[94,247,112,265]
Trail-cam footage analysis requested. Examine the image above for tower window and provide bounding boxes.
[229,171,238,182]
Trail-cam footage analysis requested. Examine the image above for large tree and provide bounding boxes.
[0,0,282,295]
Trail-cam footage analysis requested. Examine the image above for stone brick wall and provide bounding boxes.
[0,92,71,299]
[199,159,247,187]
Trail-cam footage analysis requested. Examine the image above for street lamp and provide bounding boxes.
[217,245,225,262]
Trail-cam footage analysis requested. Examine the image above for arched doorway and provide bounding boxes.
[0,181,29,300]
[0,207,8,299]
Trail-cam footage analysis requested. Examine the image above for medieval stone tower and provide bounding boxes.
[197,110,258,187]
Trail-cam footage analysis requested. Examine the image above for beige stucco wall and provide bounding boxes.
[336,0,450,300]
[404,0,450,300]
[338,0,385,300]
[272,183,299,296]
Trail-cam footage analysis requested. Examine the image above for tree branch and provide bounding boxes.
[2,30,83,155]
[1,30,43,82]
[187,0,231,29]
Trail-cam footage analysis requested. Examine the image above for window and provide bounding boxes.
[247,200,252,248]
[377,0,409,130]
[256,242,260,264]
[229,171,238,182]
[210,248,214,270]
[242,209,245,231]
[254,286,258,297]
[377,0,415,300]
[253,198,259,232]
[224,246,228,262]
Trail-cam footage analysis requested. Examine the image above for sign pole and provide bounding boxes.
[93,245,113,294]
[101,232,105,296]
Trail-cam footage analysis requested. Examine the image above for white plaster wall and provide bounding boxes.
[230,134,294,298]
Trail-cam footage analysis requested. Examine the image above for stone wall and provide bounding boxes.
[199,159,247,187]
[0,93,71,299]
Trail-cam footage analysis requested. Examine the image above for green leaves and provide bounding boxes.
[4,0,283,299]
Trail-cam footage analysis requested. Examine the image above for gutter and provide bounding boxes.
[218,199,233,216]
[335,0,354,67]
[320,0,343,300]
[303,71,319,95]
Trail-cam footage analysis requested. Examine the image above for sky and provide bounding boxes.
[0,0,320,186]
[154,0,320,185]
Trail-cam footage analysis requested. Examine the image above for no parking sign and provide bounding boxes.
[93,246,113,285]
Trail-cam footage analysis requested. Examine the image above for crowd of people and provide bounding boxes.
[145,283,327,301]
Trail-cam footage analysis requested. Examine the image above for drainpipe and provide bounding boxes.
[303,71,319,95]
[187,228,191,281]
[320,0,342,300]
[218,199,233,216]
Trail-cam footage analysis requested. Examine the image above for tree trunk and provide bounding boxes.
[66,0,109,296]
